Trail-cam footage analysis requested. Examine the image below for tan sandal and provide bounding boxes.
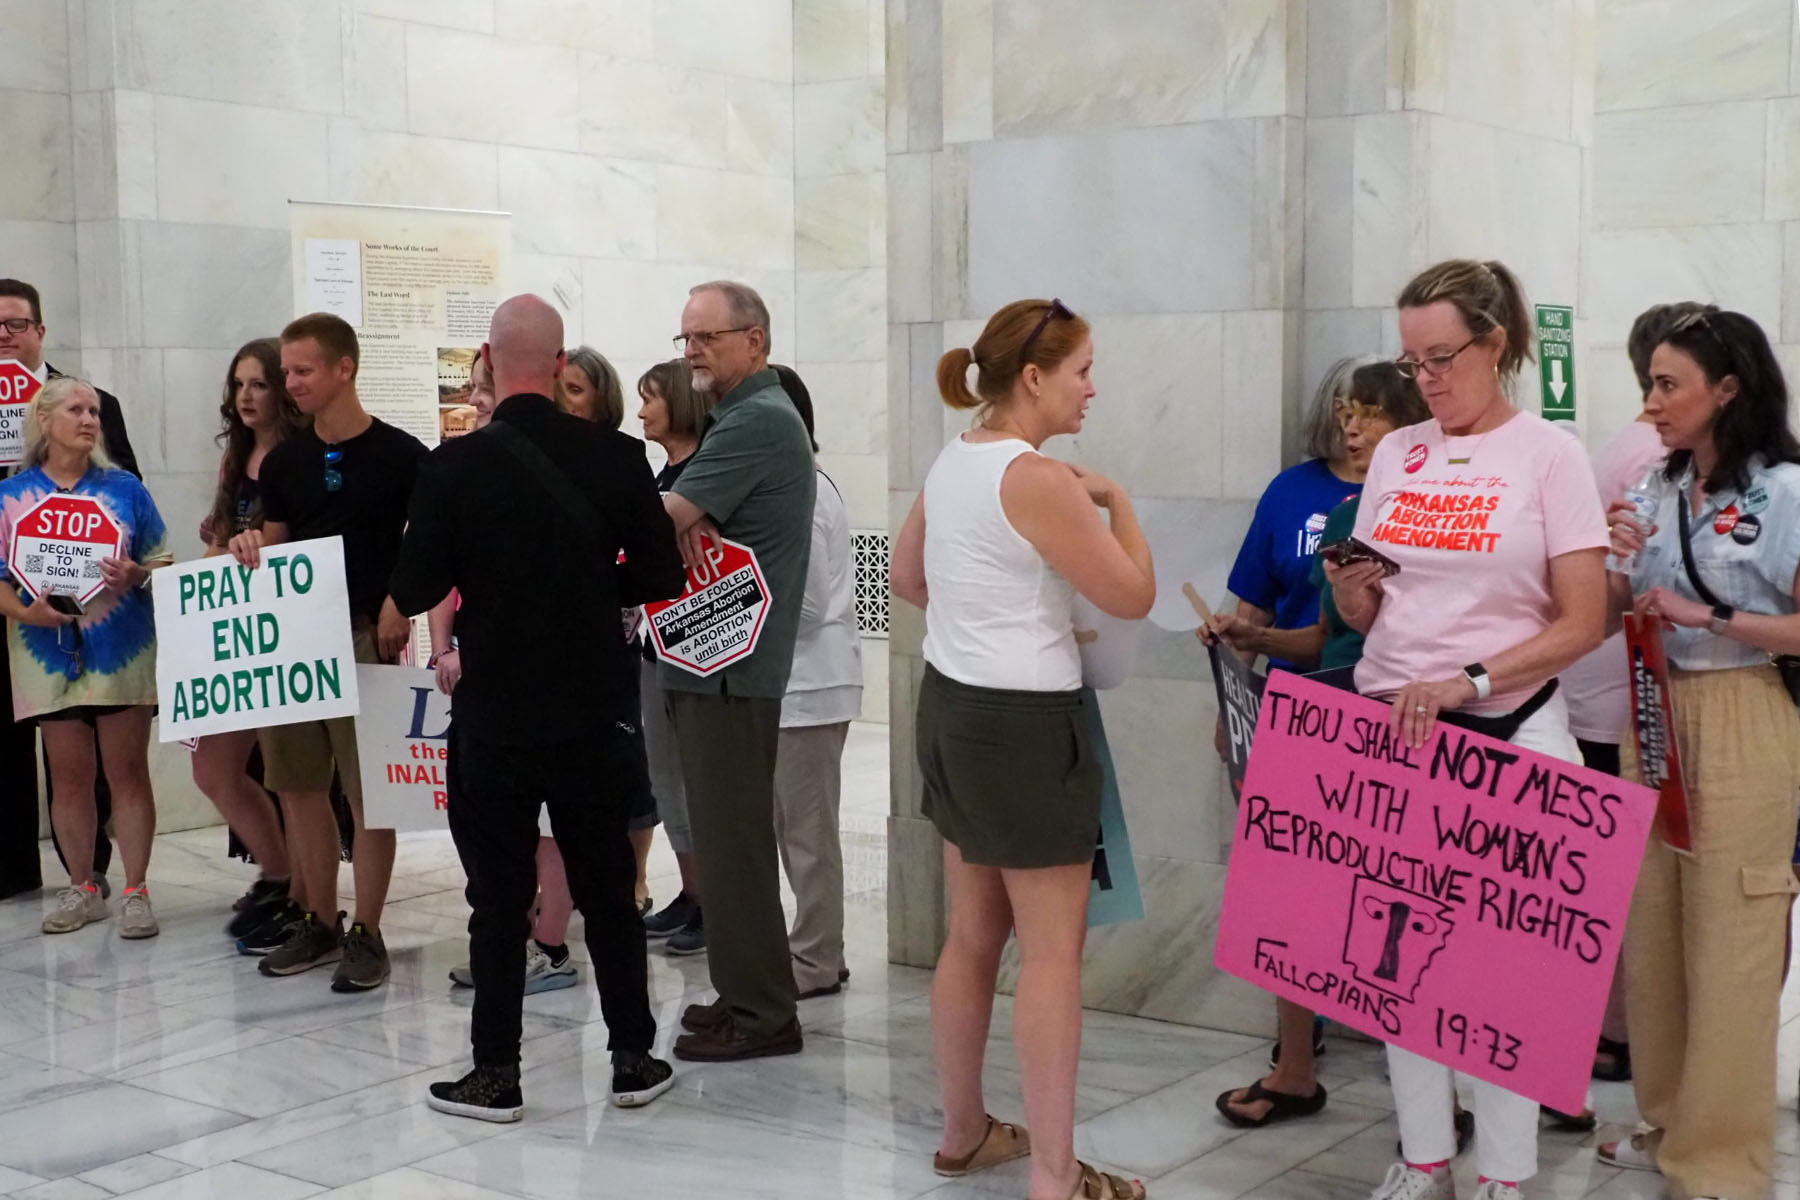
[932,1114,1030,1176]
[1062,1161,1145,1200]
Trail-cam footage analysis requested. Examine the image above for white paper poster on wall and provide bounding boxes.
[288,201,510,450]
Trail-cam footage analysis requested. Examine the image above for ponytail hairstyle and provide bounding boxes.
[1654,309,1800,494]
[937,298,1091,418]
[1396,259,1534,385]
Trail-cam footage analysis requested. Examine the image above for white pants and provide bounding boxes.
[1389,693,1581,1183]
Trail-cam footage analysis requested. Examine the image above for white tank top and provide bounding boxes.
[921,435,1081,692]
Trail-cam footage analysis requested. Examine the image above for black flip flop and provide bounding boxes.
[1215,1081,1328,1129]
[1541,1104,1598,1133]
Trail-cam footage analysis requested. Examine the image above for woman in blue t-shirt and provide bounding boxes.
[1209,356,1370,1129]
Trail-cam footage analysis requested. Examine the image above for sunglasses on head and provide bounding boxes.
[1019,299,1074,360]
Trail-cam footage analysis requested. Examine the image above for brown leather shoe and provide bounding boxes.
[673,1015,803,1062]
[680,997,731,1034]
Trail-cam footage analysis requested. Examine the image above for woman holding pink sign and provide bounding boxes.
[1598,309,1800,1200]
[1327,260,1610,1200]
[0,376,172,940]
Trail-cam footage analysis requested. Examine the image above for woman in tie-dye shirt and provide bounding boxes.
[0,376,171,940]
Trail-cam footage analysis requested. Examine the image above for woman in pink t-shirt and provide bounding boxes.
[1328,260,1609,1200]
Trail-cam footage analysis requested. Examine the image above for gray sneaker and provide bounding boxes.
[42,884,107,934]
[332,922,390,992]
[117,888,159,939]
[665,908,706,957]
[259,911,343,977]
[447,942,580,995]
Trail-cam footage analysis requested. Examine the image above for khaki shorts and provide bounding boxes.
[916,663,1101,870]
[258,625,377,805]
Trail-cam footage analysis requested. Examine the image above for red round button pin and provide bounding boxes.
[1713,506,1740,536]
[1404,444,1427,474]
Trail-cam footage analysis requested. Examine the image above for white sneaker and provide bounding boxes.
[1472,1182,1522,1200]
[118,888,159,939]
[523,942,579,995]
[1596,1126,1660,1172]
[1372,1164,1455,1200]
[42,884,107,934]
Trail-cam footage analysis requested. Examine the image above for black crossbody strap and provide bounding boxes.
[1674,499,1725,610]
[482,421,605,549]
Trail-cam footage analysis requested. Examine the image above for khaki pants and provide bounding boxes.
[1623,664,1800,1200]
[773,721,849,993]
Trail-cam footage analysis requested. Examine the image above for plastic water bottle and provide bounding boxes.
[1608,470,1660,574]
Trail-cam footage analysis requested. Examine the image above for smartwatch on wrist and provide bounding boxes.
[1709,604,1734,635]
[1462,662,1492,702]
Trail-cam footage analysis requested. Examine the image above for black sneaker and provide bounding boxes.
[258,911,343,977]
[226,877,290,939]
[644,892,698,940]
[427,1064,523,1123]
[237,899,304,956]
[665,908,706,956]
[610,1051,675,1108]
[331,922,391,993]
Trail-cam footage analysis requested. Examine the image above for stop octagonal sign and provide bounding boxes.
[644,537,771,677]
[0,359,41,468]
[8,492,125,606]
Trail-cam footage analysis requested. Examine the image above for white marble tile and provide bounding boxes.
[654,165,794,271]
[1596,0,1789,111]
[1086,678,1221,866]
[71,91,115,224]
[1306,0,1389,118]
[356,0,493,34]
[242,1093,525,1189]
[1593,102,1766,230]
[966,122,1256,316]
[137,223,291,351]
[1349,112,1420,312]
[886,154,933,324]
[0,0,70,94]
[1220,309,1289,500]
[305,997,579,1070]
[328,126,500,213]
[797,0,873,83]
[166,972,427,1039]
[1580,222,1783,345]
[1304,118,1355,311]
[1423,0,1578,141]
[0,976,161,1047]
[575,55,727,169]
[104,1162,323,1200]
[493,0,651,57]
[1225,0,1298,118]
[991,0,1226,137]
[497,147,655,260]
[115,0,345,115]
[12,1009,282,1079]
[796,359,886,456]
[75,1153,194,1195]
[728,75,796,178]
[796,78,887,179]
[349,15,408,133]
[0,1160,47,1194]
[650,0,794,83]
[12,1180,112,1200]
[0,1082,244,1179]
[405,26,578,151]
[797,268,886,364]
[130,1033,427,1119]
[0,88,73,224]
[799,171,885,269]
[315,1168,526,1200]
[941,0,993,144]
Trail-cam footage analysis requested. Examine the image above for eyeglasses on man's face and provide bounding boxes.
[673,327,752,351]
[0,318,39,336]
[1394,336,1479,380]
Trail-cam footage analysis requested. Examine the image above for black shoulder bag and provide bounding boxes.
[482,420,606,547]
[1675,500,1800,707]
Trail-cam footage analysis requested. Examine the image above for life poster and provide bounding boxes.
[1623,614,1693,854]
[1213,671,1656,1113]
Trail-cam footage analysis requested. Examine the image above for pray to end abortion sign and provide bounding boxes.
[1214,671,1656,1113]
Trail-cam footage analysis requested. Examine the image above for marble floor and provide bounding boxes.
[1,722,1798,1199]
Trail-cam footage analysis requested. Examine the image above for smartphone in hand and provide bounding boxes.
[1318,536,1401,577]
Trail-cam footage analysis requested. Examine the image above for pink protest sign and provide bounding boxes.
[1214,671,1656,1113]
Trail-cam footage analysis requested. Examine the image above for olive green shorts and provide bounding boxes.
[916,663,1101,870]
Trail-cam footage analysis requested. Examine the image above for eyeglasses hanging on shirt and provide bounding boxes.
[323,447,344,493]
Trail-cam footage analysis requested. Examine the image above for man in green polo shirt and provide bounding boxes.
[660,280,816,1061]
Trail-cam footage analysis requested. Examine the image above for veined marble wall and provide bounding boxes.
[1582,0,1800,445]
[885,0,1593,1033]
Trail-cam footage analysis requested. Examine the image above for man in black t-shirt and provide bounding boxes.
[228,312,426,993]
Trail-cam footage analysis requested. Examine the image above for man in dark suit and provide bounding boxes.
[0,278,139,900]
[391,294,687,1122]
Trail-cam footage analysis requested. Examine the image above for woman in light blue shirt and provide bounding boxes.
[1600,309,1800,1199]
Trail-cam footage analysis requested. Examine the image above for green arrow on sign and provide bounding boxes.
[1536,304,1575,422]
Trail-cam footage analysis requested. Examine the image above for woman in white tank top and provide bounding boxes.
[891,299,1155,1200]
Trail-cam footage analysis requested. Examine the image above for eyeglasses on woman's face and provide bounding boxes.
[1394,336,1479,380]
